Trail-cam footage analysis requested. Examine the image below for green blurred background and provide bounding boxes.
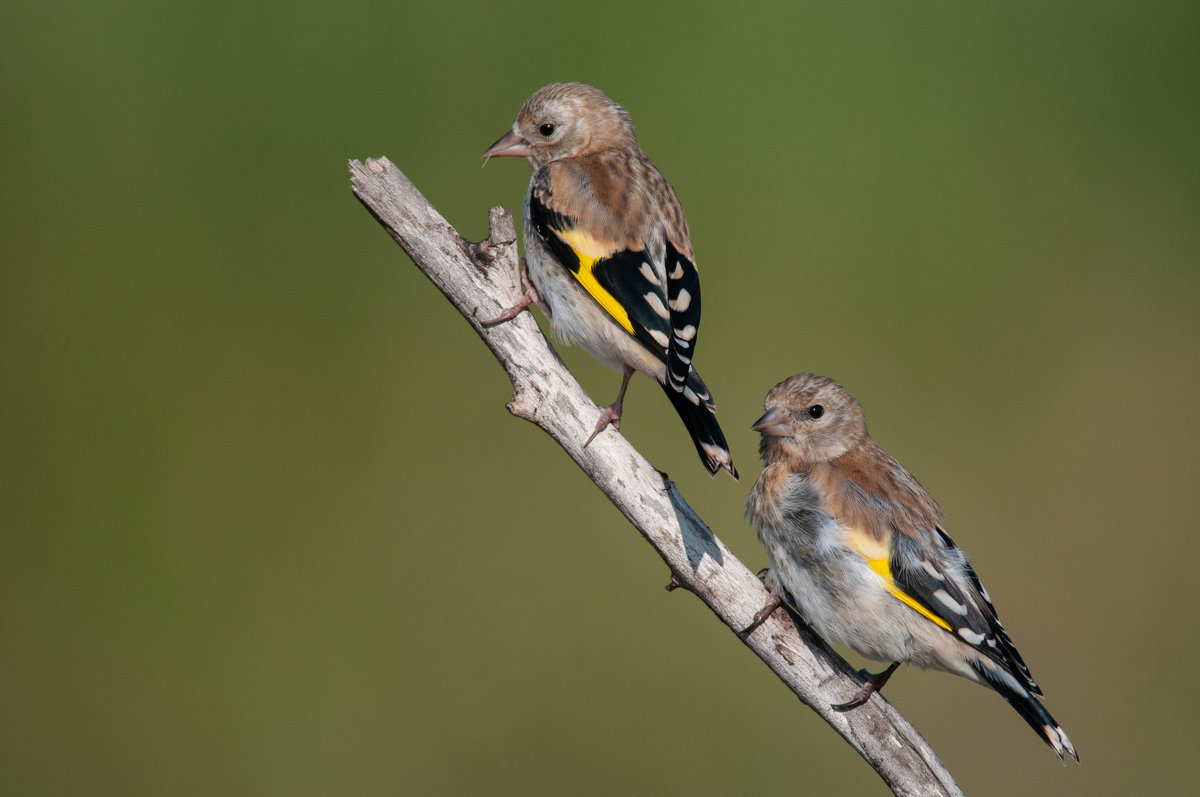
[3,1,1197,794]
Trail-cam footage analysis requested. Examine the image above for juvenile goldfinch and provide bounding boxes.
[745,373,1077,761]
[482,82,736,478]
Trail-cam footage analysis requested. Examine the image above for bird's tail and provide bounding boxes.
[662,369,737,479]
[970,658,1078,762]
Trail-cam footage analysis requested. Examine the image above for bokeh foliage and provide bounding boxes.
[2,2,1197,794]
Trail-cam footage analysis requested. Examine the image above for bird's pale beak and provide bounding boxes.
[482,128,533,159]
[751,406,792,437]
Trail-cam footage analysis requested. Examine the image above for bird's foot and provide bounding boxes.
[583,402,622,447]
[831,662,901,711]
[583,368,634,448]
[481,287,541,326]
[739,593,784,638]
[481,260,549,325]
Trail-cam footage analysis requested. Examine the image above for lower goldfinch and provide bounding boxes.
[482,82,736,478]
[745,373,1077,761]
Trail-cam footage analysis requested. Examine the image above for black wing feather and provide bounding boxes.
[528,191,679,369]
[527,193,582,272]
[891,528,1040,694]
[592,251,675,360]
[662,242,701,391]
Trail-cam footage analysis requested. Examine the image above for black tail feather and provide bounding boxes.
[970,659,1078,762]
[661,371,737,479]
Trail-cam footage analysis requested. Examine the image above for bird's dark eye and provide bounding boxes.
[539,123,555,137]
[808,405,824,419]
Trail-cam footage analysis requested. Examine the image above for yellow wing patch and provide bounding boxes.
[865,558,954,631]
[553,226,634,334]
[845,527,953,632]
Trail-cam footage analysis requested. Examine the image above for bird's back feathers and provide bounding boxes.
[809,440,941,540]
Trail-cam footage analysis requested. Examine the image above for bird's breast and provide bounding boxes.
[747,468,835,554]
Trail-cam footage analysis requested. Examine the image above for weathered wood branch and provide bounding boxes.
[349,157,963,797]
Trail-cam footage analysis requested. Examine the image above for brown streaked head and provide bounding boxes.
[482,82,638,168]
[752,373,869,465]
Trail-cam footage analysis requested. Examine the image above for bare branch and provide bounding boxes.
[349,157,963,797]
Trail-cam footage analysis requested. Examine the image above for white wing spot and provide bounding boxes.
[683,387,700,406]
[1045,724,1065,754]
[934,589,968,615]
[921,560,944,579]
[669,289,692,313]
[675,324,697,341]
[957,628,986,646]
[648,329,670,347]
[644,292,669,319]
[639,262,661,286]
[670,263,684,279]
[1052,726,1073,756]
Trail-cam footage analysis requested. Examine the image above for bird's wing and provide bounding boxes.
[827,447,1040,691]
[527,179,699,388]
[842,526,961,634]
[885,527,1041,694]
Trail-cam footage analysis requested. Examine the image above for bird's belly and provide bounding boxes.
[760,523,916,664]
[525,241,665,382]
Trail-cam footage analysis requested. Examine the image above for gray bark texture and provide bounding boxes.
[349,157,963,797]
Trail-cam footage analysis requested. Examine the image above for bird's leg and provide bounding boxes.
[740,567,786,637]
[481,258,550,325]
[831,661,902,711]
[584,366,634,447]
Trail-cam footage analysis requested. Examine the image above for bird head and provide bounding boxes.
[483,82,638,168]
[752,373,868,465]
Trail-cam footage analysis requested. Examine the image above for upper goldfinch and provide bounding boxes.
[745,373,1077,761]
[482,82,736,478]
